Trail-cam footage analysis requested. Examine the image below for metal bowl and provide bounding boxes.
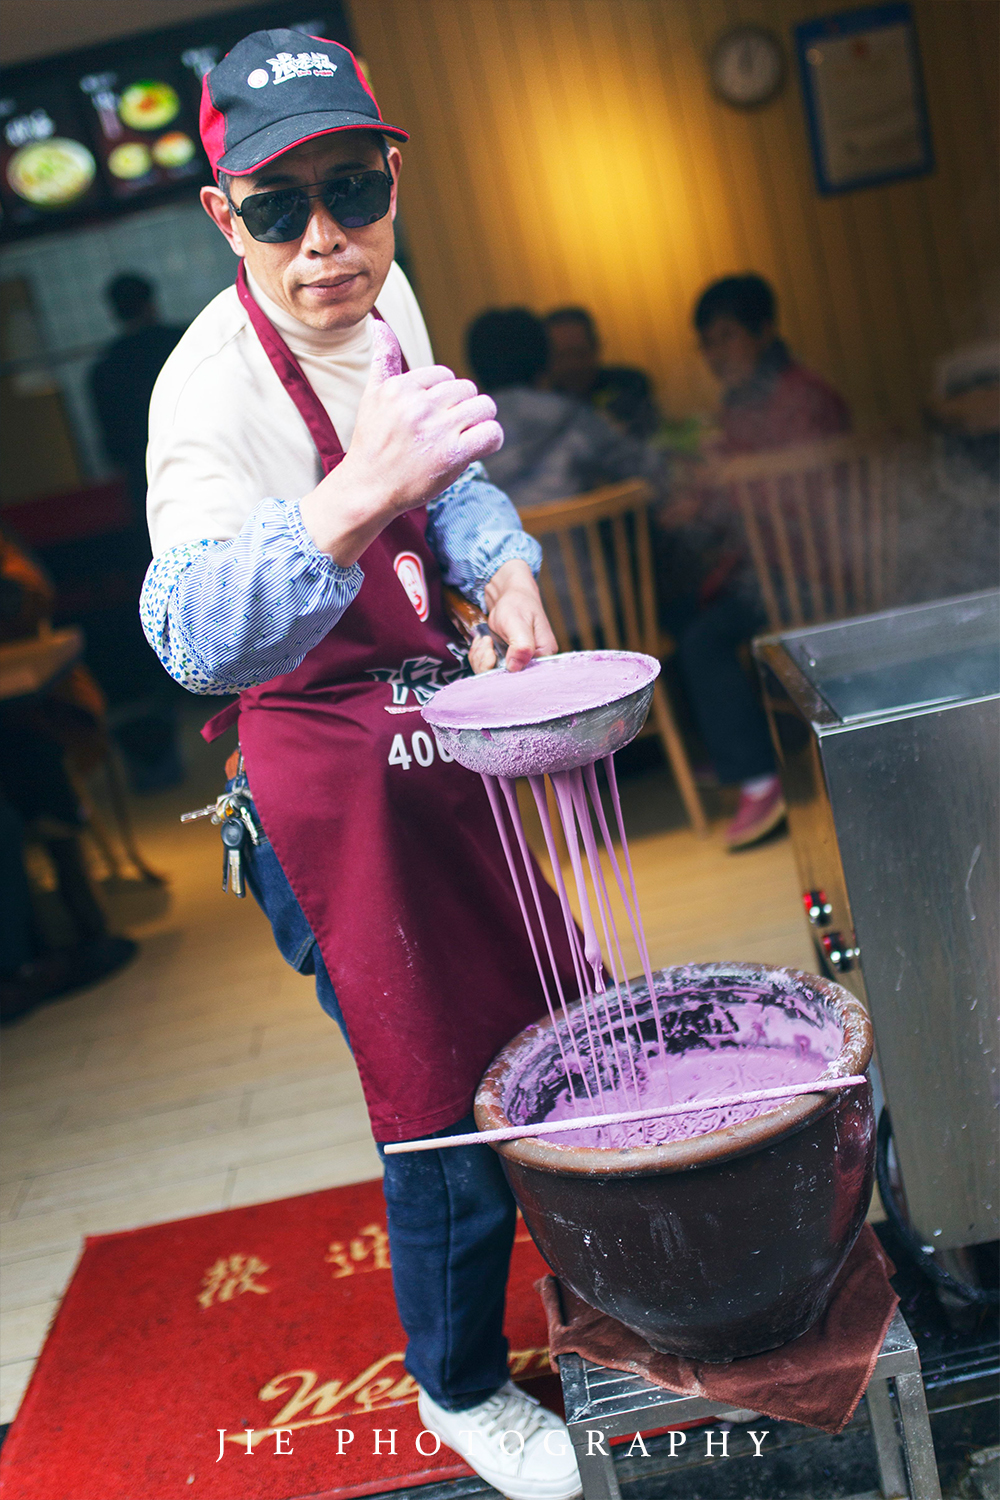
[421,650,659,778]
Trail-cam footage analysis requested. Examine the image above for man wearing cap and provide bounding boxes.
[141,30,582,1499]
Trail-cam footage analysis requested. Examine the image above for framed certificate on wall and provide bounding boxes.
[794,3,933,195]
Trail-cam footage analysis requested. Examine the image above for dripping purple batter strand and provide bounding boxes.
[480,775,580,1102]
[566,769,644,1115]
[586,759,669,1069]
[483,747,671,1139]
[496,777,589,1104]
[526,775,610,1110]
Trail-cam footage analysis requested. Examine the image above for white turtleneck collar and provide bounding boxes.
[244,266,372,360]
[146,257,433,556]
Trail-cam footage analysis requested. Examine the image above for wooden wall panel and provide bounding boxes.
[351,0,1000,436]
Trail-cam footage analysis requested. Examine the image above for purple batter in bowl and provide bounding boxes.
[421,650,660,778]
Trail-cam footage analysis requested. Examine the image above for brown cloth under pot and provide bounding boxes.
[537,1223,898,1434]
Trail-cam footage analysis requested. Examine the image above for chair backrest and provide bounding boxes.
[708,436,902,630]
[518,479,658,654]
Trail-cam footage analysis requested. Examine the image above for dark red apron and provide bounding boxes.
[204,267,576,1142]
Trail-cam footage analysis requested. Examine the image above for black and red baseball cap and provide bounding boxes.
[199,29,408,179]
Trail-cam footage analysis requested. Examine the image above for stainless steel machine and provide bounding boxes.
[754,591,999,1256]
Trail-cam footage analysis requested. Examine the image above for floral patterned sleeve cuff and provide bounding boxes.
[425,463,543,610]
[139,497,364,695]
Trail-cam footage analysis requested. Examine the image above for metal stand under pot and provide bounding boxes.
[559,1306,939,1500]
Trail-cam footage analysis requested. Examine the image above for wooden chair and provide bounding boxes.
[518,480,708,836]
[706,436,902,631]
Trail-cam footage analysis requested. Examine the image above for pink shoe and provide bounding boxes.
[725,776,786,850]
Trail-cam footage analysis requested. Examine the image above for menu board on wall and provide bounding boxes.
[79,57,201,200]
[0,81,103,224]
[0,2,351,240]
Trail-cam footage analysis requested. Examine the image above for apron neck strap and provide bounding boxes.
[235,262,410,475]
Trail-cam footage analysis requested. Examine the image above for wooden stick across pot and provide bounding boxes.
[383,1075,868,1154]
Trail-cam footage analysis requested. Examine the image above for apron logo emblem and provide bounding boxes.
[393,552,429,621]
[367,653,465,707]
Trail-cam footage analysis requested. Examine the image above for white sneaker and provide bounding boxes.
[417,1380,583,1500]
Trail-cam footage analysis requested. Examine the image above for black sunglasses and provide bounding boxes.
[229,169,392,244]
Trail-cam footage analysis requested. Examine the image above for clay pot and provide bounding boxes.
[475,963,875,1362]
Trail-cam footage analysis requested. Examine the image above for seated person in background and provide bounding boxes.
[694,273,850,454]
[467,307,665,508]
[468,307,667,637]
[655,276,851,850]
[544,305,663,440]
[0,530,136,1022]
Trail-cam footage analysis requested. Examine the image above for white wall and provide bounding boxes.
[0,200,236,476]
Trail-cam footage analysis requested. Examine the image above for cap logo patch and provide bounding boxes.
[262,51,338,86]
[202,29,407,174]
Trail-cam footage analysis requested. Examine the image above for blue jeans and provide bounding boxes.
[242,825,516,1410]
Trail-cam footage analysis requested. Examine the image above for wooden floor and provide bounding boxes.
[0,718,820,1424]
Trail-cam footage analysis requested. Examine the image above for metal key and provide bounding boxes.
[180,802,220,824]
[227,792,260,846]
[242,806,261,845]
[181,792,237,826]
[220,815,246,897]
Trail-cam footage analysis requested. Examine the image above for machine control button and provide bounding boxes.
[821,932,858,972]
[803,889,834,925]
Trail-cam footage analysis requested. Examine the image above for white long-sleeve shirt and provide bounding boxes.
[140,263,539,693]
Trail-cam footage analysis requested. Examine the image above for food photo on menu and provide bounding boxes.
[0,47,206,230]
[80,64,200,198]
[0,81,103,222]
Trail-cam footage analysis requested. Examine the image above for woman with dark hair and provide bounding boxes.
[694,274,850,455]
[653,275,852,850]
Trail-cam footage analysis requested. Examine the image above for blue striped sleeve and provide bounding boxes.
[139,496,363,695]
[426,462,542,609]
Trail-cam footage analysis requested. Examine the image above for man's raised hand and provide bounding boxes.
[300,322,504,564]
[368,317,403,382]
[357,322,503,505]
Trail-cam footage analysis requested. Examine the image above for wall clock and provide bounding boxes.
[710,26,785,109]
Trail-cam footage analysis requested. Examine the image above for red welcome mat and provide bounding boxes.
[0,1179,559,1500]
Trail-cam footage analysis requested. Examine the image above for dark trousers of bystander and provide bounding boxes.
[661,591,776,786]
[242,820,516,1412]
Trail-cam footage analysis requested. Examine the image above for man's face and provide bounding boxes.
[698,315,773,393]
[546,320,599,397]
[201,130,399,330]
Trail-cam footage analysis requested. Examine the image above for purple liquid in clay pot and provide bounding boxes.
[475,963,875,1362]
